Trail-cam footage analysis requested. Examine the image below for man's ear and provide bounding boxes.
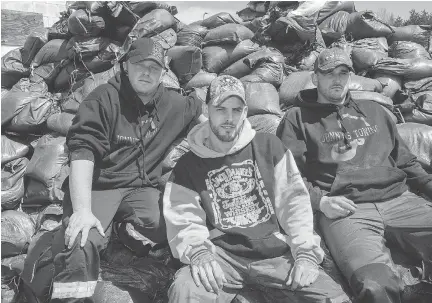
[122,61,128,73]
[311,72,318,86]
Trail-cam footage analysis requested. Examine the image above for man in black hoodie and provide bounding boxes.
[50,37,205,302]
[277,48,432,303]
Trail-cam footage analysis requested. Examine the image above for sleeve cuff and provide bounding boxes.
[183,239,216,264]
[70,147,95,162]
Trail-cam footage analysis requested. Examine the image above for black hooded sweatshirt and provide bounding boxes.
[277,88,432,209]
[67,70,202,190]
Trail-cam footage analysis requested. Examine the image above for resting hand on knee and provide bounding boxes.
[320,196,357,219]
[287,259,319,291]
[65,209,105,249]
[190,249,227,294]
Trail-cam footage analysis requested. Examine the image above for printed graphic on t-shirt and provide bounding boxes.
[320,113,378,162]
[205,160,275,229]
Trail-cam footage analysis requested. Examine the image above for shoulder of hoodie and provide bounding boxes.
[160,87,197,110]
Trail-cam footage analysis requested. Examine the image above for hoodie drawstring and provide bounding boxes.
[336,107,352,149]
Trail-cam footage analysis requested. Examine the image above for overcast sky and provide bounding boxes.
[166,1,432,25]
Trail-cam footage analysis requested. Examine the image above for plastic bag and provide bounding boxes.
[345,11,394,40]
[202,44,236,74]
[54,62,92,92]
[389,41,431,60]
[21,28,49,67]
[47,112,75,136]
[1,210,35,258]
[25,134,69,203]
[31,39,69,68]
[349,90,393,110]
[237,7,265,22]
[201,12,242,29]
[176,24,208,47]
[22,178,52,208]
[202,24,254,47]
[372,58,432,80]
[184,70,217,91]
[316,1,356,24]
[279,71,316,110]
[151,28,177,49]
[244,82,282,116]
[167,46,202,85]
[29,62,65,88]
[66,36,113,60]
[47,13,71,41]
[161,68,180,92]
[1,49,30,89]
[35,204,63,233]
[67,9,105,37]
[1,254,27,284]
[1,135,30,165]
[351,37,388,71]
[1,158,29,210]
[388,25,432,53]
[248,114,282,135]
[241,61,284,87]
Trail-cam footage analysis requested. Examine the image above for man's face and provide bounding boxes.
[208,96,247,142]
[314,65,351,104]
[126,59,164,96]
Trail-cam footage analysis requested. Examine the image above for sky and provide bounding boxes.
[165,1,432,25]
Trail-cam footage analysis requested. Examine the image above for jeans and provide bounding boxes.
[319,191,432,303]
[168,246,350,303]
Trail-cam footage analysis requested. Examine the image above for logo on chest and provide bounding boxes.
[205,160,274,229]
[114,135,139,145]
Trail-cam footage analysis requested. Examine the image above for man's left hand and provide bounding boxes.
[286,259,319,291]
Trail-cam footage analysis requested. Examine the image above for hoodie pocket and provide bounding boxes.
[329,166,408,203]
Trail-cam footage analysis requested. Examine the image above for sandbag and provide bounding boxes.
[21,28,49,67]
[295,28,326,71]
[1,254,27,284]
[351,37,388,71]
[202,44,236,74]
[1,158,28,210]
[47,14,71,41]
[176,24,208,47]
[167,46,202,85]
[22,179,52,208]
[240,61,284,87]
[125,9,176,43]
[7,94,55,133]
[247,1,269,13]
[127,1,176,18]
[1,49,30,88]
[389,41,431,60]
[35,204,63,234]
[25,134,69,202]
[1,210,35,258]
[61,64,120,113]
[109,24,132,44]
[1,81,48,126]
[248,114,282,135]
[201,12,242,29]
[184,70,217,91]
[279,71,316,110]
[373,73,402,99]
[244,82,282,116]
[319,11,350,43]
[316,1,356,24]
[46,112,75,136]
[388,25,432,53]
[31,39,69,68]
[221,47,283,78]
[80,43,121,74]
[237,7,265,22]
[66,36,113,60]
[1,136,30,165]
[226,39,262,66]
[202,24,254,47]
[151,28,177,49]
[161,68,180,92]
[349,90,393,110]
[350,74,383,92]
[345,11,394,40]
[403,92,432,126]
[372,58,432,80]
[29,62,65,87]
[11,77,49,94]
[397,122,432,170]
[68,9,105,37]
[54,62,92,92]
[162,138,190,174]
[404,77,432,94]
[267,16,305,45]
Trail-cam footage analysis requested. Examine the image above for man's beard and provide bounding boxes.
[209,121,241,142]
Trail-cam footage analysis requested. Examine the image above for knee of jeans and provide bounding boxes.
[350,263,402,301]
[168,267,201,296]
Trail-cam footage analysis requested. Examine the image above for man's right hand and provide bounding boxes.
[319,196,357,219]
[190,249,227,294]
[65,209,105,249]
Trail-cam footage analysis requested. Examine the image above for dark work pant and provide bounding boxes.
[168,246,351,303]
[318,191,432,303]
[51,187,166,302]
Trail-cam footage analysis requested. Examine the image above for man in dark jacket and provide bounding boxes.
[50,37,205,302]
[277,48,432,303]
